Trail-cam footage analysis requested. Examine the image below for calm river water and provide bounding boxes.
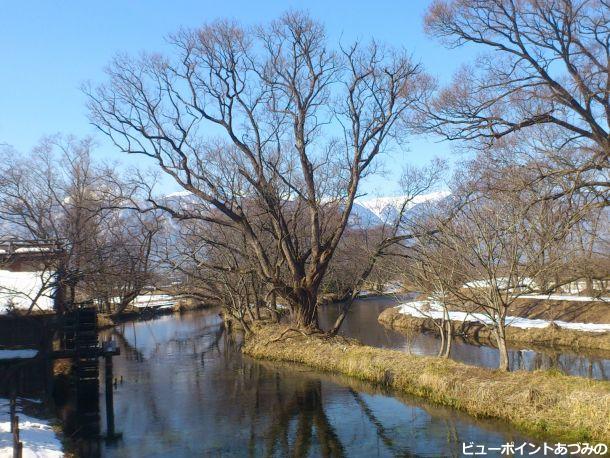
[86,297,609,457]
[318,295,610,379]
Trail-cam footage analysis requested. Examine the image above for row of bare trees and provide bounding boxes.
[399,161,608,370]
[1,2,606,348]
[0,136,164,314]
[391,0,610,371]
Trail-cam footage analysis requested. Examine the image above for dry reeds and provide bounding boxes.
[244,324,610,443]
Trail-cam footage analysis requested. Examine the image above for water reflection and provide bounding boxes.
[318,296,610,380]
[91,309,541,457]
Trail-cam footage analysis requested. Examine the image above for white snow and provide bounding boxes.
[0,350,38,361]
[518,293,609,302]
[358,282,404,297]
[463,277,537,290]
[357,191,450,222]
[0,270,56,314]
[164,190,193,199]
[396,300,610,333]
[101,293,176,310]
[130,294,175,309]
[382,282,404,294]
[0,398,63,458]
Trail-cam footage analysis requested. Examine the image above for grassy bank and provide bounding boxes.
[378,306,610,351]
[244,324,610,443]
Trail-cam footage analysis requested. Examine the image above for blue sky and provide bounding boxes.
[0,1,474,196]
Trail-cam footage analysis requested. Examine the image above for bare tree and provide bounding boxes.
[86,209,163,314]
[161,217,277,331]
[87,12,427,329]
[422,0,609,203]
[326,159,447,335]
[0,136,163,314]
[400,230,461,358]
[412,172,577,371]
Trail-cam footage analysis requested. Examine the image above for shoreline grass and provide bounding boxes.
[243,324,610,444]
[378,306,610,351]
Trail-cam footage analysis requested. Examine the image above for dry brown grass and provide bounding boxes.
[378,307,610,351]
[52,358,73,376]
[244,324,610,443]
[172,298,206,313]
[96,313,115,330]
[510,298,610,324]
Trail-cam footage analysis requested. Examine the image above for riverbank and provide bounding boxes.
[378,303,610,351]
[97,298,209,330]
[243,324,610,443]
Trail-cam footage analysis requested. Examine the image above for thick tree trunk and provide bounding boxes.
[292,289,319,329]
[269,292,280,323]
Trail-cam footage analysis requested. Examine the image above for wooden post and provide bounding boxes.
[12,415,22,458]
[104,354,115,438]
[9,396,15,432]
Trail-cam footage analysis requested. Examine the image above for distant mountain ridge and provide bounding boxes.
[350,191,451,228]
[162,190,450,229]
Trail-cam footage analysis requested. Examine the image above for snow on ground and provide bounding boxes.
[464,277,538,290]
[358,282,405,297]
[0,398,63,458]
[382,282,404,294]
[130,294,175,309]
[0,270,56,314]
[518,293,609,302]
[0,350,38,361]
[396,300,610,333]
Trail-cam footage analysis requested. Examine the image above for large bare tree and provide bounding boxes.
[87,12,426,328]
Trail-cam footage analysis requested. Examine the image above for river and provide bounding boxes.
[78,297,608,457]
[318,295,610,379]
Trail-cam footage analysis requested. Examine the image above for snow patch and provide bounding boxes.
[0,398,63,457]
[396,301,610,333]
[518,294,609,303]
[463,277,537,290]
[0,350,38,361]
[130,294,175,309]
[0,270,56,314]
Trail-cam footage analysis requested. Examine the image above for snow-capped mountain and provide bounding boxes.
[160,190,451,229]
[350,191,450,228]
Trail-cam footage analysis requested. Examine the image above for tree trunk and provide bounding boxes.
[437,320,446,357]
[292,290,319,329]
[585,276,594,295]
[269,292,280,323]
[327,295,355,336]
[442,317,452,358]
[494,323,510,371]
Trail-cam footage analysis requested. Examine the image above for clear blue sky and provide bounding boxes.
[0,0,474,195]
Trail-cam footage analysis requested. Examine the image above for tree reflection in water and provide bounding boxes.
[263,379,345,457]
[85,310,540,457]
